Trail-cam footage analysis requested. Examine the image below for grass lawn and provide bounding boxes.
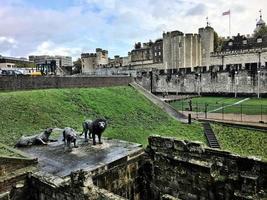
[0,87,266,160]
[212,124,267,161]
[170,97,267,115]
[0,86,205,147]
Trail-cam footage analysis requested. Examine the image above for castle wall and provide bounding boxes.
[145,135,267,200]
[136,69,267,95]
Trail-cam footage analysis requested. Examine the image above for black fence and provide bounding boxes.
[175,102,267,124]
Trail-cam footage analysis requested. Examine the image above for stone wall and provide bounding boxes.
[17,171,126,200]
[144,135,267,200]
[92,149,144,200]
[0,76,133,91]
[136,69,267,96]
[0,148,37,194]
[3,148,145,200]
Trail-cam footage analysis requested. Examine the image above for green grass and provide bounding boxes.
[170,97,267,115]
[212,124,267,161]
[0,86,205,147]
[0,87,266,161]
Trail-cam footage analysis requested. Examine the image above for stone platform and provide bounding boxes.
[20,137,143,177]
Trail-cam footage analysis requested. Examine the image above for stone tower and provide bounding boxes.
[163,30,202,71]
[81,48,109,74]
[199,26,215,69]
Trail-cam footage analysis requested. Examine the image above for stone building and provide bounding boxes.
[81,48,108,74]
[162,28,213,73]
[125,25,214,73]
[129,41,154,66]
[209,15,267,72]
[108,55,123,68]
[80,12,267,76]
[153,39,163,64]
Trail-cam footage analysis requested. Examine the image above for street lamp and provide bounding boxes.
[176,74,179,96]
[198,73,201,96]
[258,70,261,98]
[235,71,238,98]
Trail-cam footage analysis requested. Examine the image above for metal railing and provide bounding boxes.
[176,102,267,124]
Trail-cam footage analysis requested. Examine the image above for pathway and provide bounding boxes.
[130,82,187,123]
[208,98,250,113]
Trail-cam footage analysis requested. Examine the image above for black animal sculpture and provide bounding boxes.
[15,128,56,147]
[82,118,107,145]
[62,127,78,148]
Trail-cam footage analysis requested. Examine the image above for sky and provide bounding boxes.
[0,0,266,60]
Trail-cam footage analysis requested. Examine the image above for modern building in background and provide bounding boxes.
[0,55,34,69]
[29,55,72,75]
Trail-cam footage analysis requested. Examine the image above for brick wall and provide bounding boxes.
[0,76,133,91]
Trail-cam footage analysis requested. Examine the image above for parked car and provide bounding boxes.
[0,69,24,76]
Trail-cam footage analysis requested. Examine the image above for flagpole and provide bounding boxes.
[229,10,231,37]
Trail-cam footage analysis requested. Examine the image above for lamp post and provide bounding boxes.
[258,70,261,99]
[175,74,179,96]
[198,73,201,96]
[150,68,153,93]
[235,71,238,98]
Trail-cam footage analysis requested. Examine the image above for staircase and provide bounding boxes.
[203,122,220,149]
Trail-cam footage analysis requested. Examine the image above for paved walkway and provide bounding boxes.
[182,111,267,129]
[208,98,250,113]
[130,82,187,123]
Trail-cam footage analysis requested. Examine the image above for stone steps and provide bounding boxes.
[203,122,220,149]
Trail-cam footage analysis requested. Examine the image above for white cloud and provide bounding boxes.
[29,41,81,59]
[0,36,16,45]
[0,0,267,58]
[0,36,17,54]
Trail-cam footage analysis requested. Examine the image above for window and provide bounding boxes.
[228,41,233,46]
[243,40,247,45]
[159,52,161,56]
[257,38,263,43]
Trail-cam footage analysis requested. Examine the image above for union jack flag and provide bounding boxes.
[222,10,231,16]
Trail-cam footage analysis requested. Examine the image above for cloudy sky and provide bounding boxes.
[0,0,266,60]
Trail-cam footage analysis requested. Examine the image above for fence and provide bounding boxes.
[176,101,267,124]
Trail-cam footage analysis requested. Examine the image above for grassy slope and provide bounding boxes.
[170,97,267,114]
[0,87,266,160]
[0,87,204,146]
[212,124,267,161]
